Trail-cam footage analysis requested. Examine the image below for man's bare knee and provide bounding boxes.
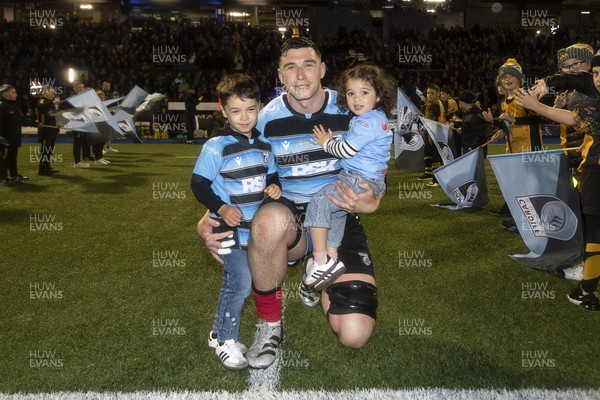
[330,314,375,349]
[250,203,295,247]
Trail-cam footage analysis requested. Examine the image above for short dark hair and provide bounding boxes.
[440,86,452,95]
[216,73,260,106]
[427,83,441,92]
[336,63,397,118]
[280,37,321,59]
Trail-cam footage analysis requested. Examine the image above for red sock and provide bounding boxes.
[252,287,282,323]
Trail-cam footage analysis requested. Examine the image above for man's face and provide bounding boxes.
[73,83,84,93]
[561,58,590,74]
[278,47,325,104]
[426,88,439,102]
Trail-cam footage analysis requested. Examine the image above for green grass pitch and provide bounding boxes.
[1,141,599,394]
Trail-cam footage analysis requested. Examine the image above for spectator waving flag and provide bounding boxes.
[395,88,425,171]
[419,116,456,165]
[488,149,583,274]
[432,147,489,210]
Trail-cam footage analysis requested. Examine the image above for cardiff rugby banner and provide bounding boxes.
[488,149,583,273]
[419,116,456,165]
[432,147,488,210]
[394,88,424,171]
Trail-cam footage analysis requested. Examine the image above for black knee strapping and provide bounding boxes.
[326,280,378,319]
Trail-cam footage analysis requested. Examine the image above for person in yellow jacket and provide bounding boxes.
[491,58,543,154]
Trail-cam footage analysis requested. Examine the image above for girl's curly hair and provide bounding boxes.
[336,63,397,118]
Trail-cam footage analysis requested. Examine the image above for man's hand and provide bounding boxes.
[264,184,282,199]
[196,210,235,264]
[313,124,333,147]
[328,181,381,214]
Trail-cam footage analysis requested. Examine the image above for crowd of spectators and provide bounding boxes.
[1,15,600,121]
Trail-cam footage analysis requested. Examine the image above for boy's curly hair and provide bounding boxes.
[336,63,397,118]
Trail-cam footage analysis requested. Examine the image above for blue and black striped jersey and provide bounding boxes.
[256,89,351,205]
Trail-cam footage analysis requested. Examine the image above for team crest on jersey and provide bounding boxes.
[263,101,280,114]
[358,252,372,266]
[382,122,388,131]
[358,120,368,128]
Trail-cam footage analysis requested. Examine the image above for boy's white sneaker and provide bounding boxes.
[73,162,90,169]
[215,339,248,370]
[303,255,346,291]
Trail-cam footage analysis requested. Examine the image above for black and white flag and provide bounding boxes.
[394,88,424,171]
[432,147,489,210]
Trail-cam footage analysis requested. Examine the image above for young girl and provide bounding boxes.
[303,64,395,290]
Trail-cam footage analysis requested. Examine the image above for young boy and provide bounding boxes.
[191,74,281,369]
[303,64,395,290]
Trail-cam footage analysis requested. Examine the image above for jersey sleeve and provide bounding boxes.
[192,138,222,181]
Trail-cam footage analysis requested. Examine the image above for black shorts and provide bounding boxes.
[260,197,375,277]
[581,165,600,217]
